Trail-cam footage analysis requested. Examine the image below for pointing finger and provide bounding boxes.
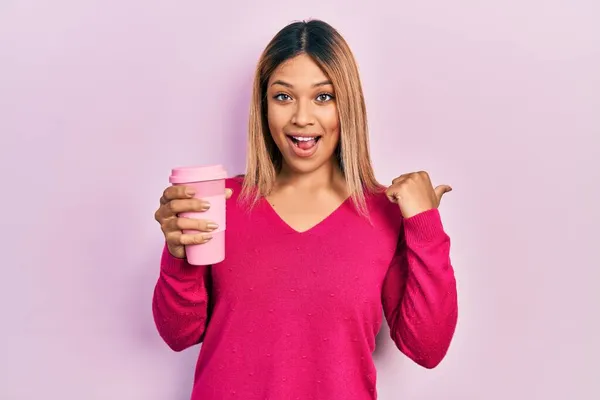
[434,185,452,202]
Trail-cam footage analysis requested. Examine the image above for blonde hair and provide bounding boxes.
[241,19,382,217]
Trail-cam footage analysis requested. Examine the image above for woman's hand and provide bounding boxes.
[386,171,451,218]
[154,186,233,258]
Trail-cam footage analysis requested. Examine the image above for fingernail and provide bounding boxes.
[202,202,211,210]
[186,188,196,196]
[203,234,213,240]
[206,222,218,230]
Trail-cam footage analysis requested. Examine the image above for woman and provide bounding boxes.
[152,19,458,400]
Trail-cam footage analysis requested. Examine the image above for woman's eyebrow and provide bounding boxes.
[270,79,333,88]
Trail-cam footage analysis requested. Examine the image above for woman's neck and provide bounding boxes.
[276,159,347,195]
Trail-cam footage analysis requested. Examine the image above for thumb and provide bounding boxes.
[434,185,452,202]
[225,188,234,200]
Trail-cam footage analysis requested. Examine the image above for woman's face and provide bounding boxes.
[266,54,340,175]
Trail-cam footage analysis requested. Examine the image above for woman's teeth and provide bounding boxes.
[293,136,315,142]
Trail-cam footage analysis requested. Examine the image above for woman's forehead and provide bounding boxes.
[270,54,331,86]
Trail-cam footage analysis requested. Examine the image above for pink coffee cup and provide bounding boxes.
[169,164,227,266]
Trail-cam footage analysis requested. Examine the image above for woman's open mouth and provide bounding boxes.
[285,134,322,158]
[289,135,321,149]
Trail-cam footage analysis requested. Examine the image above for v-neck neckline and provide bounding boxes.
[261,195,353,235]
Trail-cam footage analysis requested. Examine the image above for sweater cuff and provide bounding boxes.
[160,243,207,278]
[403,208,447,245]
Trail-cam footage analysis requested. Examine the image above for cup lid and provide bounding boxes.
[169,164,227,184]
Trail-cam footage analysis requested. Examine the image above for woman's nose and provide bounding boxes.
[291,100,315,127]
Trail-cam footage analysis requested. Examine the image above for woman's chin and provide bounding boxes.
[280,152,338,175]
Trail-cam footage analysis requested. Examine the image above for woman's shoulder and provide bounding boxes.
[363,187,403,228]
[364,185,396,211]
[225,174,258,211]
[225,174,246,191]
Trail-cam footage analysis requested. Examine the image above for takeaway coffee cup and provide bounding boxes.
[169,164,227,265]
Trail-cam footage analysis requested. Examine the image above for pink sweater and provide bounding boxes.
[152,177,458,400]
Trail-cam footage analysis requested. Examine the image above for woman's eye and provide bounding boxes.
[316,93,334,102]
[274,93,291,101]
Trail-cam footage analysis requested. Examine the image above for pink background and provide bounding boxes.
[1,1,599,399]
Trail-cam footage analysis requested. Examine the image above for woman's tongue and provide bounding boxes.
[297,138,316,150]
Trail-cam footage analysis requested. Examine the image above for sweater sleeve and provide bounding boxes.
[151,243,213,352]
[381,208,458,369]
